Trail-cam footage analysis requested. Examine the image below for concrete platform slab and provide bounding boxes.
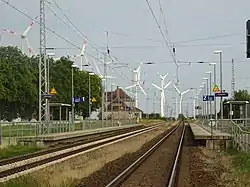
[190,123,231,140]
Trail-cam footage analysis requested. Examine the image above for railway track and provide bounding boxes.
[0,123,166,182]
[0,125,144,166]
[105,122,185,187]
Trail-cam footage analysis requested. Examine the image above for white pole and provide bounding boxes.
[179,95,182,114]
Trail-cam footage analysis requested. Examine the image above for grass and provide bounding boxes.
[139,119,165,125]
[0,175,79,187]
[0,145,43,160]
[0,176,78,187]
[226,148,250,173]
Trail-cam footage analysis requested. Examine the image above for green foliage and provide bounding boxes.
[178,114,186,121]
[226,148,250,173]
[233,89,250,101]
[0,145,42,160]
[142,113,168,121]
[0,46,102,120]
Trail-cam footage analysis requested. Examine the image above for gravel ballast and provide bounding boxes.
[77,124,177,187]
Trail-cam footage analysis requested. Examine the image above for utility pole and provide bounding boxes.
[39,0,48,134]
[231,58,235,97]
[153,92,156,115]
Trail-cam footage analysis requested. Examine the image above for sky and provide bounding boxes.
[1,0,250,117]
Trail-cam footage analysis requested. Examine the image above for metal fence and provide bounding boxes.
[0,119,137,147]
[200,118,250,152]
[231,121,250,152]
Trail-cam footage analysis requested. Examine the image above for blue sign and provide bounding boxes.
[215,92,228,97]
[203,95,215,101]
[73,97,85,103]
[203,95,208,101]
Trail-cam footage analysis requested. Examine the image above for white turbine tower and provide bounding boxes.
[174,85,190,115]
[126,65,146,108]
[152,73,172,117]
[2,16,38,57]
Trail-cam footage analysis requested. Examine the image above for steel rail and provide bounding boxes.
[0,125,144,166]
[105,123,181,187]
[167,123,186,187]
[0,124,165,180]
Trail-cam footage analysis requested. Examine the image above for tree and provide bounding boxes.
[0,46,102,120]
[233,90,250,101]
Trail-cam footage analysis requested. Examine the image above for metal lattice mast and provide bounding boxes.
[231,58,235,96]
[39,0,47,133]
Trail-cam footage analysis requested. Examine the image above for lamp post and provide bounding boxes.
[209,63,217,123]
[203,78,209,120]
[71,64,78,131]
[206,71,212,120]
[88,72,95,120]
[214,50,223,119]
[111,84,115,126]
[201,82,206,120]
[199,85,204,119]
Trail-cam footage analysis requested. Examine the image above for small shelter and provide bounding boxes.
[225,101,249,125]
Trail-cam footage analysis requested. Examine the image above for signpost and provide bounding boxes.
[50,87,57,95]
[215,92,228,97]
[212,85,220,93]
[203,95,215,101]
[73,97,85,103]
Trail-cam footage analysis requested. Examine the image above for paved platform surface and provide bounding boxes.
[190,123,231,140]
[17,124,140,142]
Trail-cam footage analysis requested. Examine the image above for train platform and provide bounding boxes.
[190,123,232,150]
[190,123,231,140]
[17,124,140,147]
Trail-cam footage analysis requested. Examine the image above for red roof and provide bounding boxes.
[105,87,134,102]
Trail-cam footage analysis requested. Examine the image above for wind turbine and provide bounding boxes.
[126,64,146,108]
[2,16,38,57]
[69,36,89,70]
[152,73,172,117]
[92,57,115,80]
[174,85,190,115]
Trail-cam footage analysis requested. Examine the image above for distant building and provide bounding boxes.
[103,87,143,120]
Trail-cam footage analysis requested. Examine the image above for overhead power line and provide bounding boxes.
[0,0,135,85]
[51,0,101,52]
[174,33,242,44]
[145,0,177,66]
[158,0,171,43]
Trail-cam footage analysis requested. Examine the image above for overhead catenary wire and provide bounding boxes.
[0,0,146,89]
[145,0,177,66]
[158,0,171,43]
[51,0,101,52]
[0,0,107,63]
[174,33,242,44]
[45,4,85,41]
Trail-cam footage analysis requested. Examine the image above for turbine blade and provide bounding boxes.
[174,85,181,94]
[80,36,87,56]
[164,81,172,89]
[2,28,17,36]
[93,58,102,76]
[25,38,36,56]
[125,84,136,89]
[139,84,146,95]
[152,83,161,90]
[21,16,38,37]
[182,89,190,95]
[106,75,116,79]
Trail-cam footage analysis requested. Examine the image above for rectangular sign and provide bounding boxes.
[215,92,229,97]
[73,97,85,103]
[203,95,214,101]
[42,93,54,99]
